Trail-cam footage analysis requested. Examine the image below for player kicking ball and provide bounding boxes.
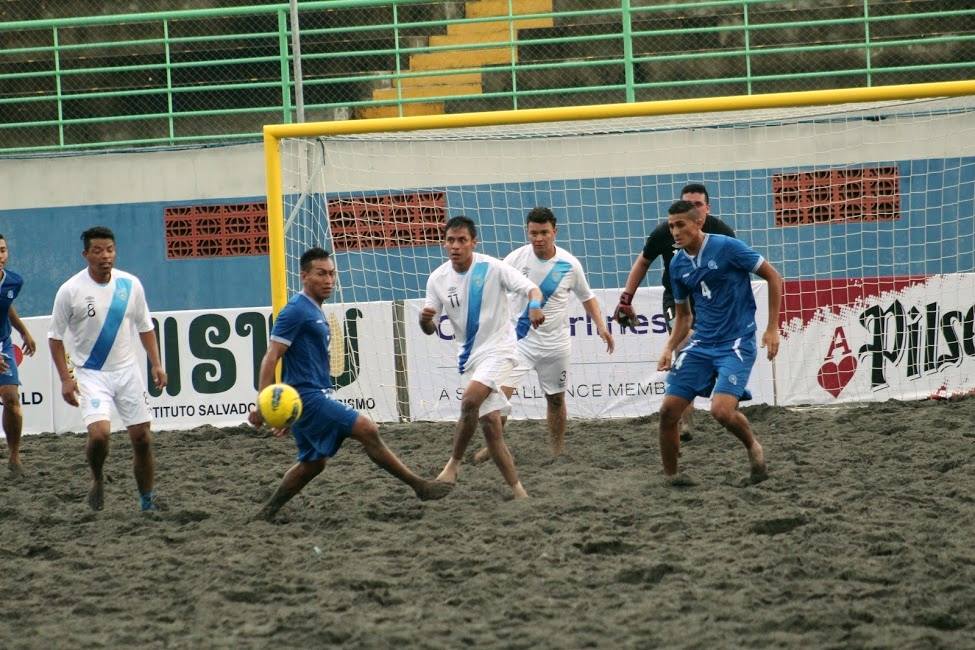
[656,200,782,486]
[249,247,452,521]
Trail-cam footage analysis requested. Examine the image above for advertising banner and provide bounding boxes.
[18,302,398,434]
[777,274,975,405]
[12,317,55,434]
[405,286,774,421]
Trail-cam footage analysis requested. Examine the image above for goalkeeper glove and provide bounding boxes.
[615,291,637,328]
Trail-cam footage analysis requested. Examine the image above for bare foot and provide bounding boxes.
[8,461,24,478]
[436,459,459,484]
[748,442,769,484]
[87,481,105,511]
[255,504,277,522]
[511,481,529,499]
[472,447,491,464]
[663,472,698,488]
[415,479,453,501]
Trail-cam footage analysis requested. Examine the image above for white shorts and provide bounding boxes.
[463,354,515,418]
[75,365,152,428]
[505,346,570,396]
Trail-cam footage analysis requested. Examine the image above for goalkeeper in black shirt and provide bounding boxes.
[614,183,736,438]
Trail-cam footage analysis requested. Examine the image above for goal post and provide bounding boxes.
[263,80,975,421]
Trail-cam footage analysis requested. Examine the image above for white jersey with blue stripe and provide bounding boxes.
[504,244,595,353]
[424,253,538,374]
[669,234,764,344]
[48,268,154,372]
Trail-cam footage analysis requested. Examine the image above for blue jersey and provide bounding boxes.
[0,270,24,341]
[269,292,334,394]
[669,234,763,344]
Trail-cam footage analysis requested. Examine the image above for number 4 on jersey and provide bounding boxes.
[700,281,712,299]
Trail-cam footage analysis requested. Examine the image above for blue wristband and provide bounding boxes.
[528,300,542,310]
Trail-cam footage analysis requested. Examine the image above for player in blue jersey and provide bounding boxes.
[249,247,452,521]
[0,234,38,476]
[420,216,545,499]
[616,183,736,440]
[657,200,782,485]
[49,227,167,511]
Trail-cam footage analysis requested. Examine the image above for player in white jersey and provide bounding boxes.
[48,226,167,512]
[474,207,614,462]
[420,216,544,499]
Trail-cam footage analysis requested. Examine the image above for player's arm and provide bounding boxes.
[502,263,544,328]
[132,283,166,390]
[657,301,692,371]
[419,275,442,335]
[47,288,78,406]
[615,254,651,328]
[248,340,289,430]
[8,305,36,356]
[138,330,167,391]
[48,338,78,406]
[754,260,783,360]
[581,297,614,353]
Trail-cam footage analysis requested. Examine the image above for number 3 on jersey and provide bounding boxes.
[700,281,712,300]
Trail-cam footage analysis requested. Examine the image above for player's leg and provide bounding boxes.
[85,420,111,511]
[474,348,531,464]
[543,392,567,455]
[658,394,691,477]
[75,368,114,510]
[350,414,452,500]
[659,343,714,484]
[479,409,527,498]
[535,351,569,456]
[437,380,492,483]
[709,337,767,483]
[710,393,766,483]
[0,382,23,474]
[116,365,159,510]
[472,384,514,465]
[126,422,157,510]
[663,293,696,440]
[258,458,327,521]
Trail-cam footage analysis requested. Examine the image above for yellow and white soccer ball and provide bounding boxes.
[258,383,303,428]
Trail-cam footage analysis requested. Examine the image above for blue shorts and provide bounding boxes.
[291,389,359,462]
[0,338,20,387]
[665,335,756,402]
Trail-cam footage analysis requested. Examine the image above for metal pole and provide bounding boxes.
[289,0,305,123]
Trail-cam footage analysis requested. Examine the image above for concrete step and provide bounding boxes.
[445,16,553,35]
[398,72,483,88]
[373,83,482,100]
[466,0,553,19]
[357,102,445,119]
[430,29,513,48]
[410,47,514,71]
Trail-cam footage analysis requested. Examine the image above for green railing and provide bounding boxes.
[2,0,974,154]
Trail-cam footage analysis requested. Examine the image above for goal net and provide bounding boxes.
[267,83,975,422]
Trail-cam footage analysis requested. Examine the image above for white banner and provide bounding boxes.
[11,316,55,434]
[16,302,398,434]
[777,274,975,405]
[405,286,774,421]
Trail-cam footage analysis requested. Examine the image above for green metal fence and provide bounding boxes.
[2,0,974,154]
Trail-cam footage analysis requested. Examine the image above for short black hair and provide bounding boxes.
[680,183,710,204]
[300,247,332,271]
[445,215,477,239]
[81,226,115,251]
[669,200,700,217]
[526,206,557,227]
